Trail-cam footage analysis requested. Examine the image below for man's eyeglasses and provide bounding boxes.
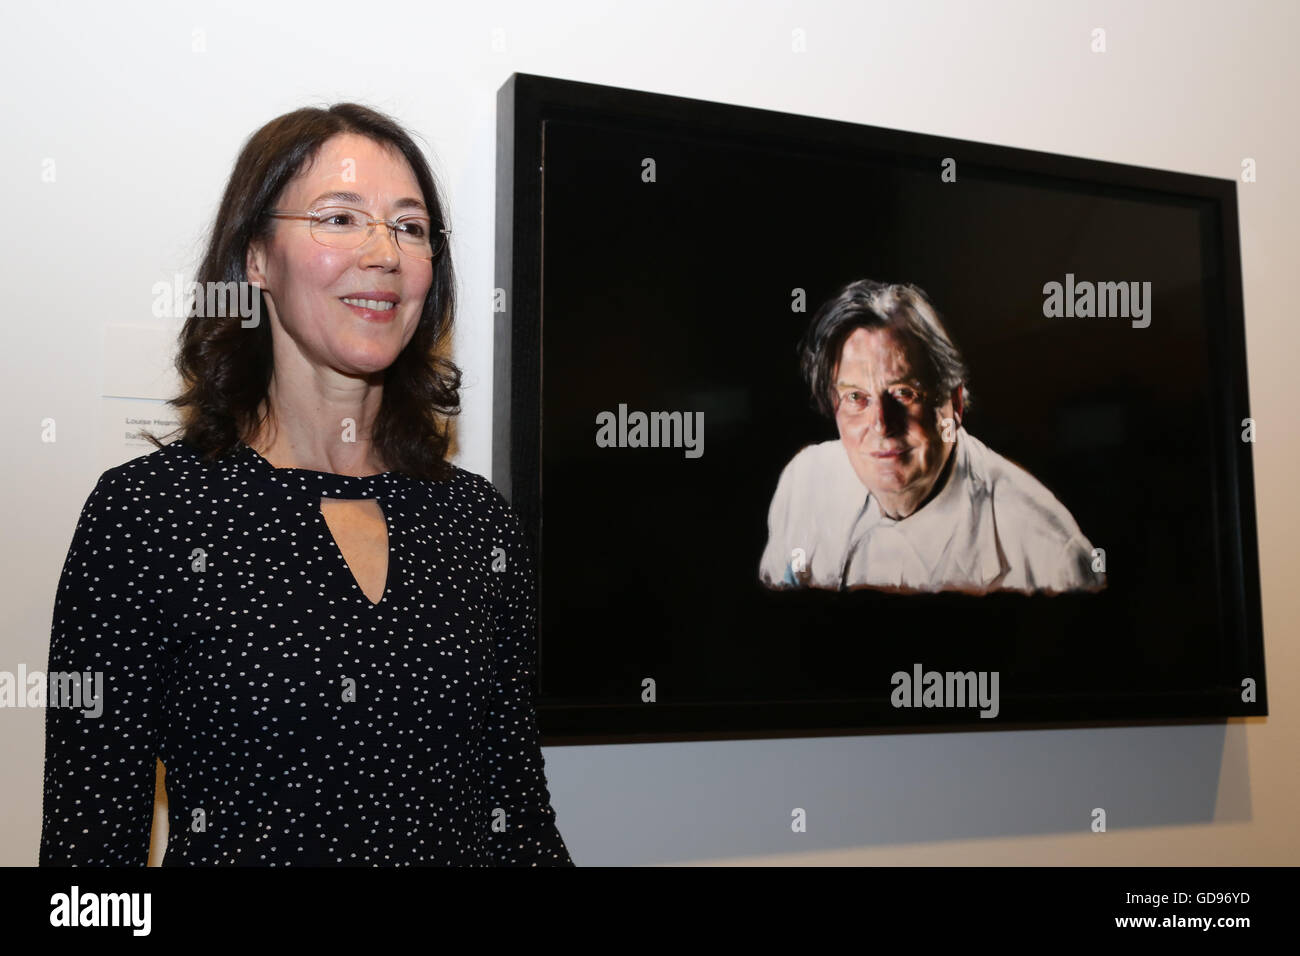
[267,206,450,260]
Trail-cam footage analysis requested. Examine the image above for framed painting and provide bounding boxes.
[494,73,1266,741]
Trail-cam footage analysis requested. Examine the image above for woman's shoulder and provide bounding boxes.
[74,440,265,550]
[61,442,211,587]
[89,438,222,501]
[435,464,520,525]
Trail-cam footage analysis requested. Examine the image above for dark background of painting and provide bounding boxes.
[528,111,1248,727]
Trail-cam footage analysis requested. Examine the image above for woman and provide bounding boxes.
[38,104,572,865]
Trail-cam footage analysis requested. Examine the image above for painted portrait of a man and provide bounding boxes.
[759,280,1105,595]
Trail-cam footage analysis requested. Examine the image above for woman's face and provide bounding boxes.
[246,132,435,380]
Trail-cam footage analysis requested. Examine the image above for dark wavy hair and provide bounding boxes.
[798,279,972,422]
[144,103,461,481]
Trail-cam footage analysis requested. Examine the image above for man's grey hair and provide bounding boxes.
[798,280,972,421]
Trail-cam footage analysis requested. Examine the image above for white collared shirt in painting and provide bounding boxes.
[758,426,1104,594]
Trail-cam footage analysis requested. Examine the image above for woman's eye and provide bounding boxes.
[397,220,428,238]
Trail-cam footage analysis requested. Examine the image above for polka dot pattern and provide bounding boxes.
[38,439,572,866]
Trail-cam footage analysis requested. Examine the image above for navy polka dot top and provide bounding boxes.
[38,438,573,866]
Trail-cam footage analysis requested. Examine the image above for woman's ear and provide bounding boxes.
[951,386,964,427]
[246,240,268,290]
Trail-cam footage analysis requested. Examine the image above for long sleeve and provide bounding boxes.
[479,492,573,866]
[39,470,168,866]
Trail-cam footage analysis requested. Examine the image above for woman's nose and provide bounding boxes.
[359,224,401,264]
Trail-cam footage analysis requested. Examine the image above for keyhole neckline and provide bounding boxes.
[319,497,392,607]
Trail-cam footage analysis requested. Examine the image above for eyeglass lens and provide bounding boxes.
[310,206,441,258]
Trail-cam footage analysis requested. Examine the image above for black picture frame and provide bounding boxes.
[494,72,1266,744]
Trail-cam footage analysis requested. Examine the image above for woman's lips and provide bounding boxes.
[341,300,396,322]
[872,448,906,458]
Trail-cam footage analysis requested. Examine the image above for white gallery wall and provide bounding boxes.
[1,0,1296,865]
